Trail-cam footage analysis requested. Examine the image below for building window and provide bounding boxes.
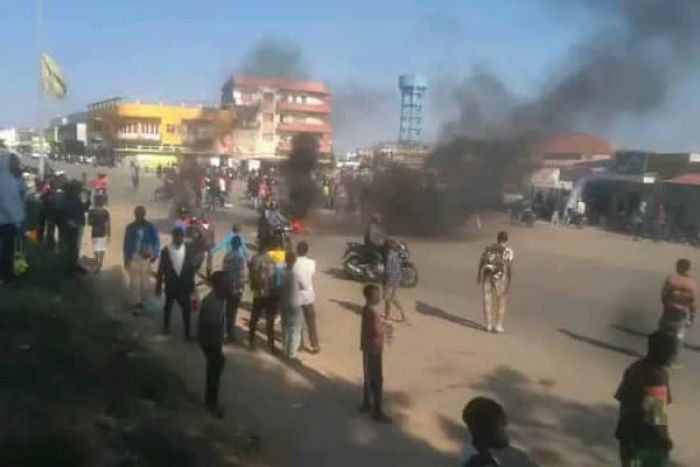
[264,93,274,102]
[166,124,176,133]
[264,113,274,122]
[262,133,274,142]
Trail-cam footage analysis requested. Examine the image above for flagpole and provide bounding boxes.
[37,0,46,179]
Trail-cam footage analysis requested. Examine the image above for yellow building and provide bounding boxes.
[87,98,234,166]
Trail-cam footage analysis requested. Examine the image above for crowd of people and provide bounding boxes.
[0,151,116,282]
[1,150,697,466]
[520,188,700,247]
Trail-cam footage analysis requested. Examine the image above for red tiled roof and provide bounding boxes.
[233,75,330,95]
[665,173,700,185]
[531,132,614,158]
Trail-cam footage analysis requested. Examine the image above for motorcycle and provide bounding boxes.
[342,241,419,288]
[259,223,293,251]
[510,204,535,226]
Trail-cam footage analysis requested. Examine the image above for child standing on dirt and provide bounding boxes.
[461,397,510,466]
[87,195,110,270]
[359,284,391,423]
[197,270,228,418]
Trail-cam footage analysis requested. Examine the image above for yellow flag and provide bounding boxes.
[40,52,67,98]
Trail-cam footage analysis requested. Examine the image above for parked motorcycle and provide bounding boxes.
[342,241,419,288]
[510,205,535,226]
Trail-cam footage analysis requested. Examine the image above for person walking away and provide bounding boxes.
[56,180,88,274]
[461,397,510,466]
[211,223,248,259]
[383,239,406,322]
[222,235,246,343]
[615,331,676,467]
[156,228,196,340]
[323,181,331,209]
[23,175,43,242]
[281,251,303,361]
[632,201,647,240]
[123,206,160,313]
[295,241,320,353]
[0,151,25,284]
[477,231,514,333]
[129,161,140,190]
[87,196,111,270]
[659,258,697,367]
[359,284,391,423]
[248,244,277,351]
[45,175,67,251]
[575,198,587,227]
[197,270,228,418]
[655,203,667,242]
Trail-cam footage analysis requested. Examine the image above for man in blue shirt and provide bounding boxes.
[123,205,160,312]
[211,223,248,259]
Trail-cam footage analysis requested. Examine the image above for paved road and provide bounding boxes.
[54,162,699,466]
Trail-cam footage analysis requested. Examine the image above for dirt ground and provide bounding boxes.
[67,163,699,467]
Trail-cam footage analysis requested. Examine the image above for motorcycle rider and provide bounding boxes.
[259,199,287,251]
[364,213,387,258]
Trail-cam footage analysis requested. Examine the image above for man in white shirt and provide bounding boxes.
[294,241,320,353]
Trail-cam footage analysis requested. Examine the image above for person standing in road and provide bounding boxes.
[295,241,320,353]
[197,270,228,418]
[129,161,140,190]
[222,235,246,343]
[248,244,277,351]
[123,206,160,313]
[281,251,303,361]
[615,331,676,467]
[383,239,406,322]
[359,284,391,423]
[156,228,196,340]
[477,231,514,334]
[659,258,697,367]
[87,196,111,270]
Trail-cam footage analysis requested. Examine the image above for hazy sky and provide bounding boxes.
[1,0,698,152]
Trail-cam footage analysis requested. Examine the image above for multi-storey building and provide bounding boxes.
[221,75,332,160]
[0,127,42,155]
[87,98,233,165]
[45,112,88,157]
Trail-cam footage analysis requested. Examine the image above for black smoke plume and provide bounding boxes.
[377,0,700,234]
[240,38,308,79]
[286,133,319,219]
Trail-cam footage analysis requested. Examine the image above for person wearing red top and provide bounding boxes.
[359,284,391,423]
[89,173,109,190]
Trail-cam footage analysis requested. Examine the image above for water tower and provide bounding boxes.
[398,74,428,144]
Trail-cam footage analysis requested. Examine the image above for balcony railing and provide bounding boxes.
[277,141,332,154]
[277,101,331,114]
[117,132,160,141]
[277,122,331,133]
